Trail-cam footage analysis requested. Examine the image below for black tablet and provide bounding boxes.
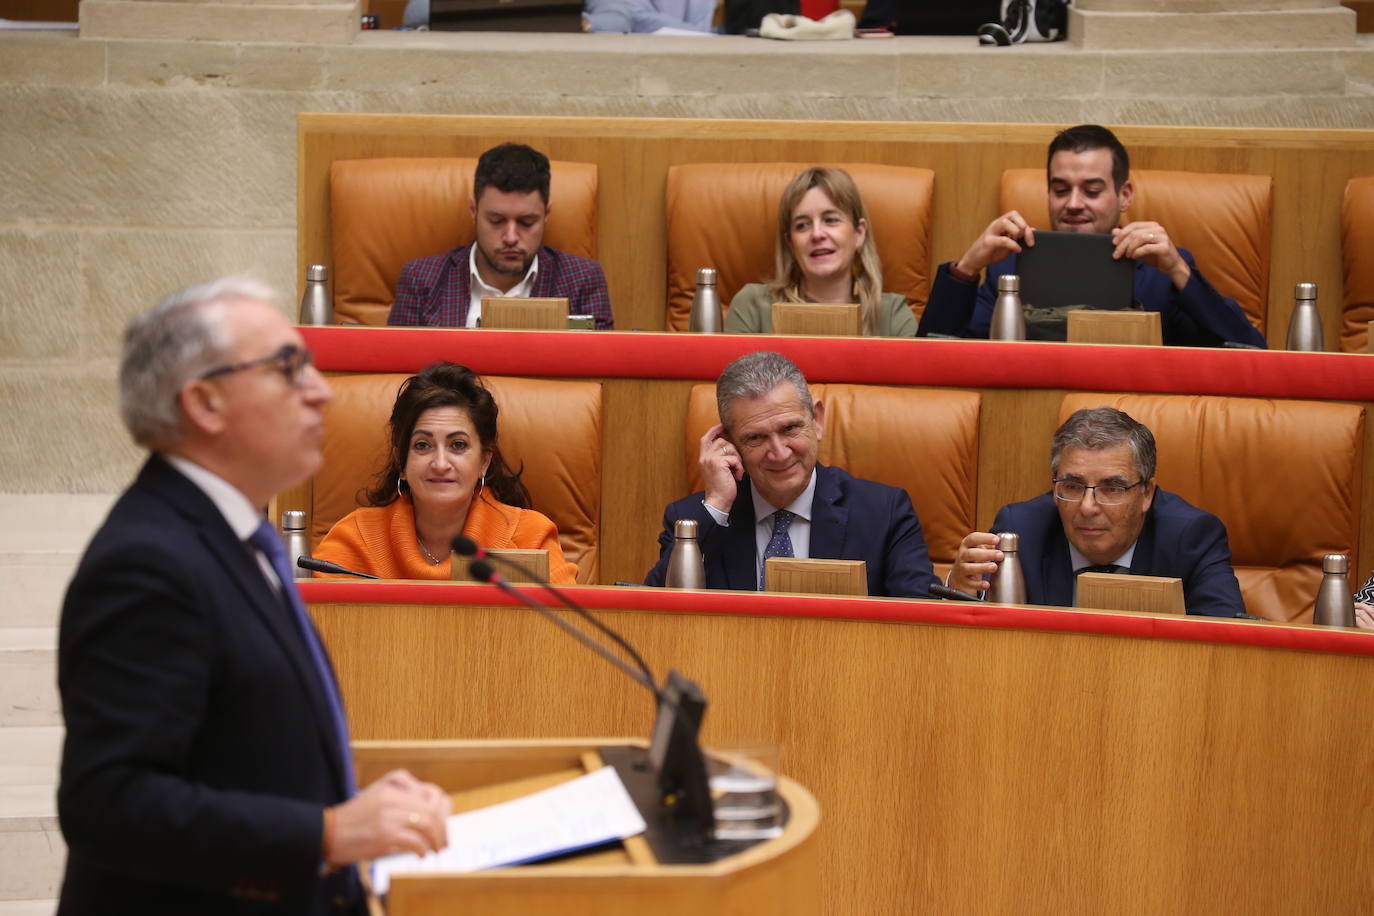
[1016,230,1135,310]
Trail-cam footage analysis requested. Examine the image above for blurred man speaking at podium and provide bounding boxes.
[57,278,450,915]
[644,351,938,597]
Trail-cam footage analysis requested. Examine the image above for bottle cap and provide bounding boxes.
[674,519,699,539]
[997,531,1019,551]
[695,268,717,286]
[282,510,307,532]
[1323,553,1348,574]
[307,264,329,282]
[998,274,1020,292]
[1295,281,1317,300]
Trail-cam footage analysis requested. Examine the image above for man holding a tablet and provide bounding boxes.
[916,124,1267,348]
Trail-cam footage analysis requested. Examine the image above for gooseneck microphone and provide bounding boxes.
[460,541,715,843]
[453,535,655,688]
[929,583,981,602]
[468,558,655,693]
[296,556,381,579]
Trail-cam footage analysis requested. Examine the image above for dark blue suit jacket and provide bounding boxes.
[991,488,1246,617]
[917,249,1267,349]
[643,464,938,598]
[58,456,361,915]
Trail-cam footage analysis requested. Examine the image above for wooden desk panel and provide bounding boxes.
[309,582,1374,916]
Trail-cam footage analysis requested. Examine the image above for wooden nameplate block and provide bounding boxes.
[1067,309,1162,346]
[1367,319,1373,353]
[451,548,549,584]
[771,302,861,337]
[481,297,569,330]
[1076,572,1184,615]
[765,558,868,597]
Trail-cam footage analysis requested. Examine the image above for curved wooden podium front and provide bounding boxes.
[352,738,819,916]
[309,581,1374,914]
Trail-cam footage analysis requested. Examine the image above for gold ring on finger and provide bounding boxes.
[407,812,422,827]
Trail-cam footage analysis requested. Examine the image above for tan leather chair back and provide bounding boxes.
[1001,168,1272,333]
[1341,176,1374,352]
[314,373,603,583]
[329,158,600,326]
[665,163,936,332]
[684,383,980,573]
[1059,393,1364,623]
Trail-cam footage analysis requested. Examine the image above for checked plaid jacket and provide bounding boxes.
[386,242,614,330]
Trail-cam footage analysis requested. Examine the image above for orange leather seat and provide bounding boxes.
[328,157,600,326]
[1341,176,1374,352]
[313,373,603,583]
[1058,393,1364,623]
[1001,168,1272,335]
[664,163,936,332]
[683,383,980,579]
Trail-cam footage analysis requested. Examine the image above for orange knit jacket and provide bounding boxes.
[312,492,579,584]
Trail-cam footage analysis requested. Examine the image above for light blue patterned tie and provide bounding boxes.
[758,509,796,591]
[248,519,356,796]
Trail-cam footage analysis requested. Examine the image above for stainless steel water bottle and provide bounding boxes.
[298,264,334,326]
[1285,281,1323,352]
[1313,553,1355,627]
[986,532,1026,605]
[282,510,312,580]
[665,519,706,589]
[990,274,1026,341]
[688,268,722,334]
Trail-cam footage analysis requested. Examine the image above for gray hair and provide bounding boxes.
[119,276,279,450]
[715,351,813,429]
[1050,407,1157,481]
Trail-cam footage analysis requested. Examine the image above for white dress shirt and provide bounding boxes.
[703,469,818,575]
[163,454,281,594]
[467,246,539,329]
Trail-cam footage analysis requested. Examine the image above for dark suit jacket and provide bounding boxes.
[386,242,614,330]
[57,456,360,915]
[991,488,1246,617]
[917,249,1267,349]
[643,464,938,598]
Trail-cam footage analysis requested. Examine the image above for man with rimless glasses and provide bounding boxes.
[948,407,1245,617]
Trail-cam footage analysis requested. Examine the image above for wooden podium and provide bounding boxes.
[353,738,820,916]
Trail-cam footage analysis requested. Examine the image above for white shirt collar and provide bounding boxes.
[751,466,818,526]
[469,244,539,300]
[1068,539,1137,573]
[163,453,264,541]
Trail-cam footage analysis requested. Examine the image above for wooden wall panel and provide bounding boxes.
[300,115,1374,348]
[313,596,1374,915]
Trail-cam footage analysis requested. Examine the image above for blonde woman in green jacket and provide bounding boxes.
[725,166,916,338]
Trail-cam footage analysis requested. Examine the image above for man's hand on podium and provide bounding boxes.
[326,769,452,865]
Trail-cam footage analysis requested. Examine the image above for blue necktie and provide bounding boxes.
[248,519,356,797]
[758,509,796,591]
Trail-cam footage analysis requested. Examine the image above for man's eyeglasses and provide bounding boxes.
[199,345,315,388]
[1052,478,1144,505]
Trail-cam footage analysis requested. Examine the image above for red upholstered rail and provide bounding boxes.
[303,327,1374,403]
[300,580,1374,658]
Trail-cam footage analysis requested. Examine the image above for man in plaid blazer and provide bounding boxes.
[387,143,614,330]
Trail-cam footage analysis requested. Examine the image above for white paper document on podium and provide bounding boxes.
[370,765,648,895]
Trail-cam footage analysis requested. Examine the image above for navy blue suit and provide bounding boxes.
[643,464,938,599]
[991,488,1246,617]
[917,249,1267,349]
[58,456,361,915]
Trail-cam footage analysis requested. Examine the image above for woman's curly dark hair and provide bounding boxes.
[363,362,530,509]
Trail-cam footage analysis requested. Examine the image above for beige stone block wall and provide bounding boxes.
[2,28,1374,493]
[81,0,360,45]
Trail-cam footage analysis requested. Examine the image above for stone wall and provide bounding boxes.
[3,27,1374,493]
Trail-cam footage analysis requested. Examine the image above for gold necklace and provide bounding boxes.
[417,537,444,566]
